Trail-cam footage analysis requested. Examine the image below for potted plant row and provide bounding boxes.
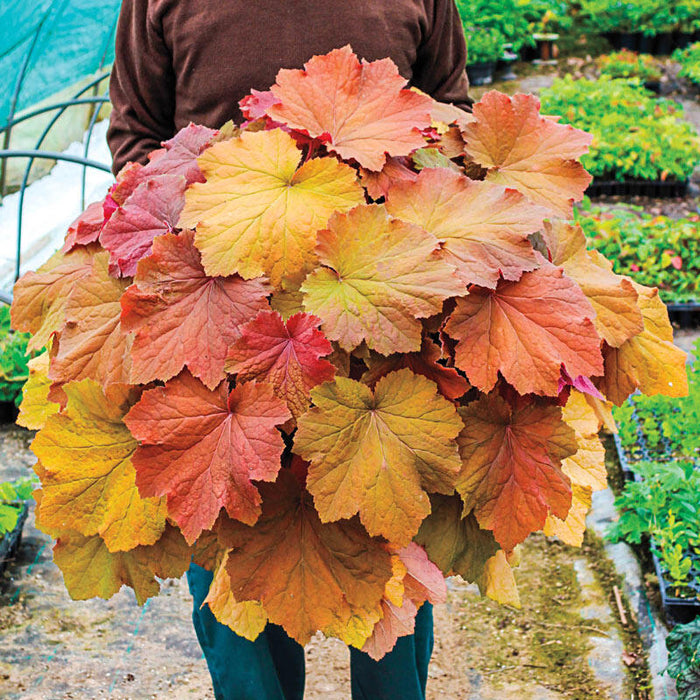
[610,344,700,622]
[578,0,700,55]
[579,207,700,326]
[541,76,700,197]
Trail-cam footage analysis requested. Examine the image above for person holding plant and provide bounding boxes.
[106,2,471,699]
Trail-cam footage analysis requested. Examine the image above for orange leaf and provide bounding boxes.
[362,337,469,401]
[457,394,577,550]
[301,204,463,355]
[362,543,446,660]
[266,46,432,171]
[225,311,335,419]
[385,169,545,288]
[461,92,592,218]
[11,245,96,353]
[49,251,133,389]
[125,372,291,543]
[121,230,270,390]
[218,469,392,645]
[444,264,604,396]
[204,551,268,641]
[179,128,364,289]
[543,221,643,347]
[295,369,463,544]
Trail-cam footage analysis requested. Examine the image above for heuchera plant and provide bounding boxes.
[10,46,688,658]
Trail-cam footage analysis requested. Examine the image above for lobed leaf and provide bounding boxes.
[179,128,364,289]
[54,524,191,605]
[121,229,270,390]
[598,283,688,405]
[218,469,392,646]
[48,252,132,389]
[11,245,96,352]
[100,174,187,278]
[301,204,464,355]
[125,372,291,543]
[295,369,463,545]
[385,168,545,288]
[31,380,167,552]
[543,220,643,347]
[457,393,577,551]
[225,311,335,419]
[266,46,432,171]
[444,263,604,396]
[461,91,592,218]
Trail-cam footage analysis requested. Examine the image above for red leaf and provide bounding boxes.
[100,174,187,277]
[125,372,291,543]
[362,337,469,400]
[225,311,335,418]
[457,393,577,550]
[444,263,604,396]
[240,89,281,121]
[144,123,218,183]
[360,157,418,200]
[62,201,105,253]
[121,230,270,390]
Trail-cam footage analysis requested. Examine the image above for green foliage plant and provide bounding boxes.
[674,43,700,85]
[464,26,505,64]
[578,207,700,304]
[0,305,32,406]
[541,76,700,181]
[579,0,700,35]
[667,618,700,700]
[598,50,662,81]
[0,477,35,537]
[455,0,531,51]
[609,459,700,592]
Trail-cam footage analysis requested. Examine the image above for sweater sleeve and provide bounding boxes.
[107,0,176,175]
[412,0,472,109]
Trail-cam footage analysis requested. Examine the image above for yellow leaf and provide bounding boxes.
[32,379,167,552]
[544,484,593,547]
[204,552,268,641]
[600,283,688,405]
[179,128,364,289]
[301,204,464,354]
[17,352,60,431]
[295,369,463,545]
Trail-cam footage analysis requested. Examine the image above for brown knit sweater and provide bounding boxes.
[107,0,471,173]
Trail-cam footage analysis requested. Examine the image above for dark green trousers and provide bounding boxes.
[187,563,434,700]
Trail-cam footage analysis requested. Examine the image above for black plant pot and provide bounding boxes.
[618,32,643,51]
[0,401,18,424]
[674,32,695,50]
[0,502,28,577]
[466,61,496,86]
[653,32,674,55]
[639,34,655,53]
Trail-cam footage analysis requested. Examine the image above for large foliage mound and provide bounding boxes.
[11,46,687,658]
